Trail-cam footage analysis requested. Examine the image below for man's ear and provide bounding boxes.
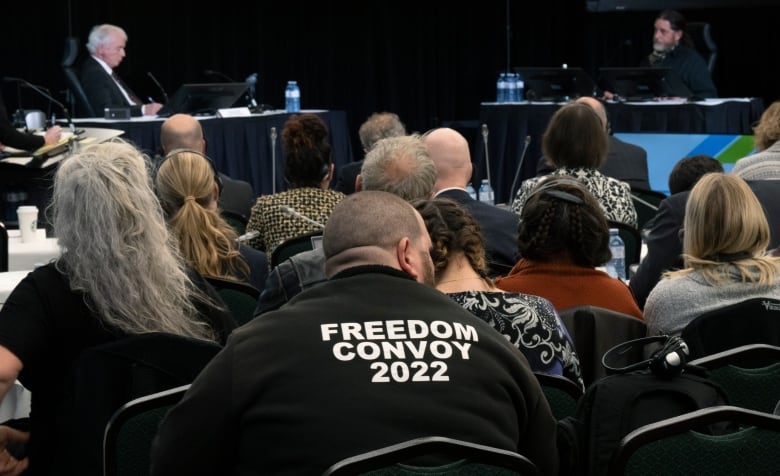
[396,237,419,280]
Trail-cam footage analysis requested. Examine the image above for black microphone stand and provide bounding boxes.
[5,77,76,133]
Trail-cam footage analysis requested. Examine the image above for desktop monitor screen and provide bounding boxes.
[157,82,249,117]
[597,67,692,100]
[513,67,596,101]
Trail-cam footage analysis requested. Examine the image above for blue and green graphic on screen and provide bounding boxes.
[614,133,755,195]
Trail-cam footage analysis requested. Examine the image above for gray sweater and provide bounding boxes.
[643,268,780,335]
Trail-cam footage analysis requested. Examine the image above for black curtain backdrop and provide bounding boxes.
[3,1,779,159]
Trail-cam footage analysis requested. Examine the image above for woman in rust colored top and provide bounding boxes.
[495,176,642,318]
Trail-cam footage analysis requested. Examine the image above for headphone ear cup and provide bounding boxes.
[649,336,689,378]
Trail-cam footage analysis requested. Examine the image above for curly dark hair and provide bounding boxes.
[517,176,612,267]
[282,113,332,188]
[412,198,490,280]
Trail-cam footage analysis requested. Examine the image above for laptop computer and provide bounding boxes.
[597,67,693,101]
[513,67,597,101]
[156,82,249,117]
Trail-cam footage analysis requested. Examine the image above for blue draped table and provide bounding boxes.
[475,98,764,204]
[71,109,354,196]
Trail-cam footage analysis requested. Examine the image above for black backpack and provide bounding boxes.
[557,336,731,476]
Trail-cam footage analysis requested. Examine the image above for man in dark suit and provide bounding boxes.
[79,24,162,117]
[335,111,406,194]
[537,97,651,191]
[424,127,519,277]
[630,179,780,309]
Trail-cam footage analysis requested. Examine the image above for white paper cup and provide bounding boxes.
[17,206,39,243]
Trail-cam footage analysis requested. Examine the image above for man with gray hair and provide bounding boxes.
[356,134,437,201]
[335,111,407,194]
[79,23,162,116]
[151,190,559,476]
[254,134,437,314]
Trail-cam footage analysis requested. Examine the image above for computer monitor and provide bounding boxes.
[157,82,249,117]
[597,67,693,101]
[513,67,596,102]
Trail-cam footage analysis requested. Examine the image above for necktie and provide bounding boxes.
[111,71,142,105]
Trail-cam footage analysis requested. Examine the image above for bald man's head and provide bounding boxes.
[574,97,608,132]
[160,114,206,154]
[423,127,473,192]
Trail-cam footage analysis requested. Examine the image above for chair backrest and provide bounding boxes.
[608,220,642,279]
[204,276,260,326]
[270,230,323,268]
[103,384,190,476]
[681,297,780,359]
[0,222,8,272]
[57,332,221,475]
[534,372,583,421]
[630,189,667,233]
[689,344,780,414]
[686,22,718,74]
[607,405,780,476]
[559,305,648,386]
[221,209,248,236]
[322,436,540,476]
[61,36,96,118]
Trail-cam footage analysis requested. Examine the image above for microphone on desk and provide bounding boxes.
[4,76,76,133]
[204,69,236,83]
[270,126,278,194]
[245,73,259,109]
[481,123,493,192]
[279,206,325,228]
[146,72,169,103]
[509,135,532,201]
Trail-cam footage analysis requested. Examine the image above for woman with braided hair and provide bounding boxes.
[496,176,642,318]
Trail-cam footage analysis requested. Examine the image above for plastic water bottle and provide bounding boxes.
[506,73,517,102]
[285,81,300,113]
[478,179,494,205]
[606,228,627,281]
[465,182,477,200]
[516,72,525,101]
[496,73,508,103]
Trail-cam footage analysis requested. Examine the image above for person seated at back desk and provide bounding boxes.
[536,97,651,192]
[0,94,62,152]
[79,23,162,117]
[603,9,717,101]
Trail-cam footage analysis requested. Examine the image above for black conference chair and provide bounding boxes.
[323,436,541,476]
[534,372,583,421]
[690,344,780,414]
[103,384,190,476]
[559,305,648,387]
[630,189,667,234]
[58,332,221,475]
[680,297,780,359]
[221,209,248,236]
[607,406,780,476]
[62,36,96,118]
[686,22,718,75]
[270,230,323,269]
[204,276,260,326]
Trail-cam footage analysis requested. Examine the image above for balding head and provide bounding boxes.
[358,135,437,201]
[423,127,473,192]
[160,114,206,154]
[575,97,608,132]
[323,191,434,284]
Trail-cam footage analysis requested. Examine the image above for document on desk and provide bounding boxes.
[1,128,124,167]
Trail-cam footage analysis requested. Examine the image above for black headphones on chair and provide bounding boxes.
[602,335,690,379]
